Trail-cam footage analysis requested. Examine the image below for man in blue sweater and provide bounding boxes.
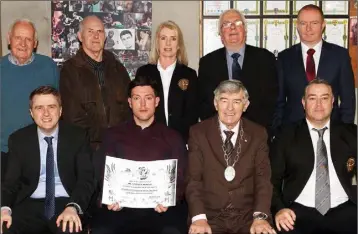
[1,19,59,179]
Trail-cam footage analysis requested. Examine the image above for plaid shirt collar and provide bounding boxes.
[8,53,35,66]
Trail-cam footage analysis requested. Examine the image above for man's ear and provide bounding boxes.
[302,98,306,110]
[243,100,250,112]
[155,97,160,108]
[33,39,38,49]
[214,99,218,111]
[77,32,82,43]
[7,33,11,45]
[29,109,34,119]
[128,97,132,109]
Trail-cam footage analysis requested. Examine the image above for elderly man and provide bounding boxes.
[272,4,356,135]
[198,9,278,136]
[270,79,357,234]
[187,80,276,234]
[91,76,188,234]
[0,19,59,179]
[1,86,94,234]
[60,15,131,151]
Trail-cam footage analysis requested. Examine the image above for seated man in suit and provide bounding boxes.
[198,9,278,135]
[272,4,355,134]
[186,80,276,234]
[270,79,357,234]
[1,86,95,234]
[91,76,188,234]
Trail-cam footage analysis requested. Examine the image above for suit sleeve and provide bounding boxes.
[198,58,216,121]
[253,129,273,215]
[69,130,95,212]
[272,54,285,135]
[338,50,356,123]
[1,135,22,208]
[59,64,88,128]
[115,61,131,122]
[185,127,206,218]
[269,130,288,214]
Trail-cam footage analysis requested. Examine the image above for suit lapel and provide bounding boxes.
[317,41,332,82]
[295,44,308,84]
[57,123,69,183]
[150,65,166,124]
[297,121,315,178]
[27,125,41,182]
[218,48,229,81]
[207,117,227,167]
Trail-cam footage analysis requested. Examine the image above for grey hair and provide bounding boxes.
[303,78,332,98]
[214,80,249,101]
[8,18,38,40]
[78,15,103,33]
[218,9,247,35]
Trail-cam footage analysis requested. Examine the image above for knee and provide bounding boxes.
[56,226,86,234]
[161,227,182,234]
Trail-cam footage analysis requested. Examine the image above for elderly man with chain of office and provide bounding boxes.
[186,80,276,234]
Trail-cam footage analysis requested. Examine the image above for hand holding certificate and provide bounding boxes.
[102,157,178,208]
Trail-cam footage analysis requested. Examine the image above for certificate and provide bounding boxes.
[263,19,290,55]
[203,1,230,16]
[246,19,261,47]
[293,1,318,14]
[102,157,178,208]
[324,19,348,48]
[234,1,260,15]
[263,1,289,15]
[322,1,349,15]
[203,18,223,56]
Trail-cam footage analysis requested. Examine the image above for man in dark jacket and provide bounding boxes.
[60,15,131,151]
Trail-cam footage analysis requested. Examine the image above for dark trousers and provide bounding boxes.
[90,201,188,234]
[280,201,357,234]
[2,198,86,234]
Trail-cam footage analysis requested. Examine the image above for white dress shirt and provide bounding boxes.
[157,60,176,125]
[301,41,323,76]
[192,120,240,223]
[295,119,349,208]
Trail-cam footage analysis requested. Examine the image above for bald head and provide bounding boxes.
[77,15,105,61]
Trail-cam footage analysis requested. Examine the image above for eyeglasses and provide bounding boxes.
[221,20,244,29]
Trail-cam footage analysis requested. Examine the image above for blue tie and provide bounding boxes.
[44,136,55,219]
[231,53,242,80]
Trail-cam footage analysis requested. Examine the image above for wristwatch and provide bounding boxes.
[253,212,268,220]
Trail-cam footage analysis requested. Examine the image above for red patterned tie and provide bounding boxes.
[306,48,316,82]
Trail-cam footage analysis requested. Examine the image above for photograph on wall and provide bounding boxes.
[350,16,357,46]
[51,0,152,79]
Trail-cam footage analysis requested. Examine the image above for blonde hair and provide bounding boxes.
[218,9,247,35]
[149,20,188,66]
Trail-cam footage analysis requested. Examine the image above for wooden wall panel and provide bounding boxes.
[349,0,357,87]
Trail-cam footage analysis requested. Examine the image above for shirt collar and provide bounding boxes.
[84,51,104,69]
[157,60,176,72]
[37,125,59,141]
[8,53,35,66]
[129,117,157,130]
[301,40,323,55]
[226,44,246,58]
[219,119,240,135]
[306,118,330,132]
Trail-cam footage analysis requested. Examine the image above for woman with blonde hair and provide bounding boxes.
[136,20,198,143]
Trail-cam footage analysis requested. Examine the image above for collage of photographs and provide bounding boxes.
[51,0,152,78]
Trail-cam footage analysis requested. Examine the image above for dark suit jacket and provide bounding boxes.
[186,116,272,222]
[273,41,356,133]
[1,121,95,213]
[270,120,357,214]
[198,45,278,132]
[136,63,199,142]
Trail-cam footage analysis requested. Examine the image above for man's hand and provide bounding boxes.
[1,210,12,234]
[275,208,296,232]
[107,202,122,211]
[154,204,168,213]
[56,207,82,233]
[250,219,277,234]
[189,219,212,234]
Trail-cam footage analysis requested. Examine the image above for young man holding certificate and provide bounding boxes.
[91,76,188,234]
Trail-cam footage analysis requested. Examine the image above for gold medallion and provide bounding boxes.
[347,157,355,172]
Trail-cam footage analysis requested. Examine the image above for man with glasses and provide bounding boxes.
[272,4,355,136]
[198,9,278,138]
